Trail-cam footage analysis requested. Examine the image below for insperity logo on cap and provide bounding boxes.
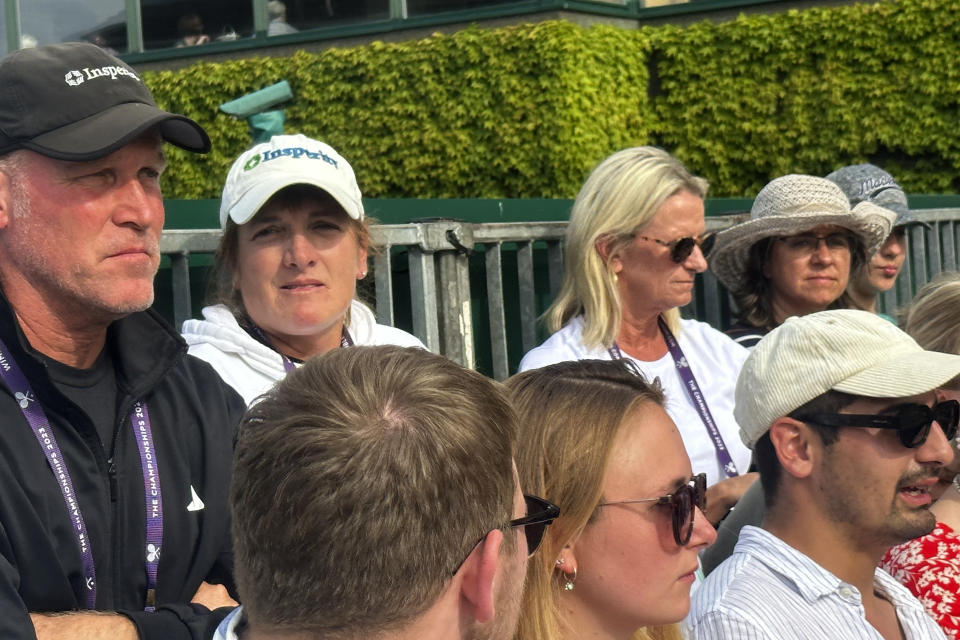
[63,65,141,87]
[243,145,340,172]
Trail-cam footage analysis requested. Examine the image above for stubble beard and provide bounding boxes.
[3,178,156,321]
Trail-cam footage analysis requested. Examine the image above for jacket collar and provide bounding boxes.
[0,288,185,403]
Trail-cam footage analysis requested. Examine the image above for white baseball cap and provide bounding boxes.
[736,309,960,448]
[219,133,364,228]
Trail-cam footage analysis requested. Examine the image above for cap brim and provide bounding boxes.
[22,101,211,161]
[832,350,960,398]
[224,173,363,227]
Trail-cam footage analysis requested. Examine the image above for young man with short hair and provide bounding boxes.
[219,345,557,640]
[688,309,957,639]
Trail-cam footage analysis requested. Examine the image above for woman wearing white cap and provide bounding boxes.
[182,134,424,404]
[710,174,896,349]
[519,147,755,525]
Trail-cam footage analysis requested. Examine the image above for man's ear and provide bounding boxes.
[0,169,13,230]
[457,529,503,624]
[768,417,817,480]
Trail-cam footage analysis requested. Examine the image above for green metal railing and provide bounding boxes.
[157,208,960,379]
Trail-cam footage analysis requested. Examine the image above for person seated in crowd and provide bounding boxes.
[216,345,557,640]
[710,174,895,348]
[267,0,298,35]
[519,146,755,525]
[507,359,716,640]
[826,163,929,321]
[0,42,243,639]
[175,13,210,47]
[881,272,960,639]
[688,309,959,639]
[182,133,424,404]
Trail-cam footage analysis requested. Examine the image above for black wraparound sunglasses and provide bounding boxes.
[450,494,560,576]
[599,473,707,546]
[796,400,960,448]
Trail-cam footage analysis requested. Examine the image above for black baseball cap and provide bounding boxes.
[0,42,210,161]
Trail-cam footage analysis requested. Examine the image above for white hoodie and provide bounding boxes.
[182,301,425,405]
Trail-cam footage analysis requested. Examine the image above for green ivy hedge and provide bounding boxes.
[145,21,650,199]
[648,0,960,196]
[145,0,960,199]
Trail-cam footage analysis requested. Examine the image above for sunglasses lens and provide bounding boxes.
[936,401,960,440]
[672,238,696,263]
[524,523,547,556]
[700,233,717,259]
[673,486,694,546]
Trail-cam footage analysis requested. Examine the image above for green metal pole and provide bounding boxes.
[125,0,143,53]
[253,0,268,35]
[390,0,407,20]
[4,0,21,54]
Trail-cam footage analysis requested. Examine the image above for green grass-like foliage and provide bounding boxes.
[145,0,960,199]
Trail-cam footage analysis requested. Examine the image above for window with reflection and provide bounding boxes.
[142,0,253,50]
[21,0,126,52]
[406,0,523,16]
[270,0,389,34]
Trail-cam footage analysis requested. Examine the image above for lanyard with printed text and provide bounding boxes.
[0,337,163,611]
[608,317,739,479]
[255,326,355,373]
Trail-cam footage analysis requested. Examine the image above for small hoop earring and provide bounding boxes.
[562,566,577,592]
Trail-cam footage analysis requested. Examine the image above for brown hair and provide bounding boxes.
[231,345,517,636]
[731,234,867,331]
[506,359,677,640]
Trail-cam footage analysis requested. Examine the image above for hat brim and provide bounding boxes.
[709,202,893,292]
[20,101,210,161]
[223,172,363,227]
[832,349,960,399]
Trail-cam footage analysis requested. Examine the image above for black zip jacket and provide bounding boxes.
[0,293,246,640]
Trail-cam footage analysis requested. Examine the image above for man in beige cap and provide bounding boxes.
[688,309,958,639]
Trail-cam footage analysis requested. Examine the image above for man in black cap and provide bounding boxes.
[0,42,244,639]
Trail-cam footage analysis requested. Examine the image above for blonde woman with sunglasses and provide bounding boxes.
[507,359,716,640]
[519,147,755,525]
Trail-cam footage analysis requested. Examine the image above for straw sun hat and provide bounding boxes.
[709,174,897,292]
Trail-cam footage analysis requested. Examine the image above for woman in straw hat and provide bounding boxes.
[710,174,896,349]
[508,359,716,640]
[519,147,755,525]
[826,163,928,321]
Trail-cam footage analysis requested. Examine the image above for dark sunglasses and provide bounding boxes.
[511,495,560,556]
[632,233,716,263]
[796,399,960,448]
[450,494,560,576]
[599,473,707,546]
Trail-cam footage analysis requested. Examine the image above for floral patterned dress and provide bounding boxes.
[881,522,960,639]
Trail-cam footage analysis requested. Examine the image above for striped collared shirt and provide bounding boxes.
[686,526,947,639]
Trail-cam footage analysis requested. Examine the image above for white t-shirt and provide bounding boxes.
[519,317,751,486]
[182,301,425,405]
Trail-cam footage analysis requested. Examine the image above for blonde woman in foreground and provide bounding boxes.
[507,359,716,640]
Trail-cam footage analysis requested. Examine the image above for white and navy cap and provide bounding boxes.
[220,133,364,228]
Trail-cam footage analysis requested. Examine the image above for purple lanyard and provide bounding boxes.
[255,326,355,373]
[0,338,163,611]
[608,317,739,479]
